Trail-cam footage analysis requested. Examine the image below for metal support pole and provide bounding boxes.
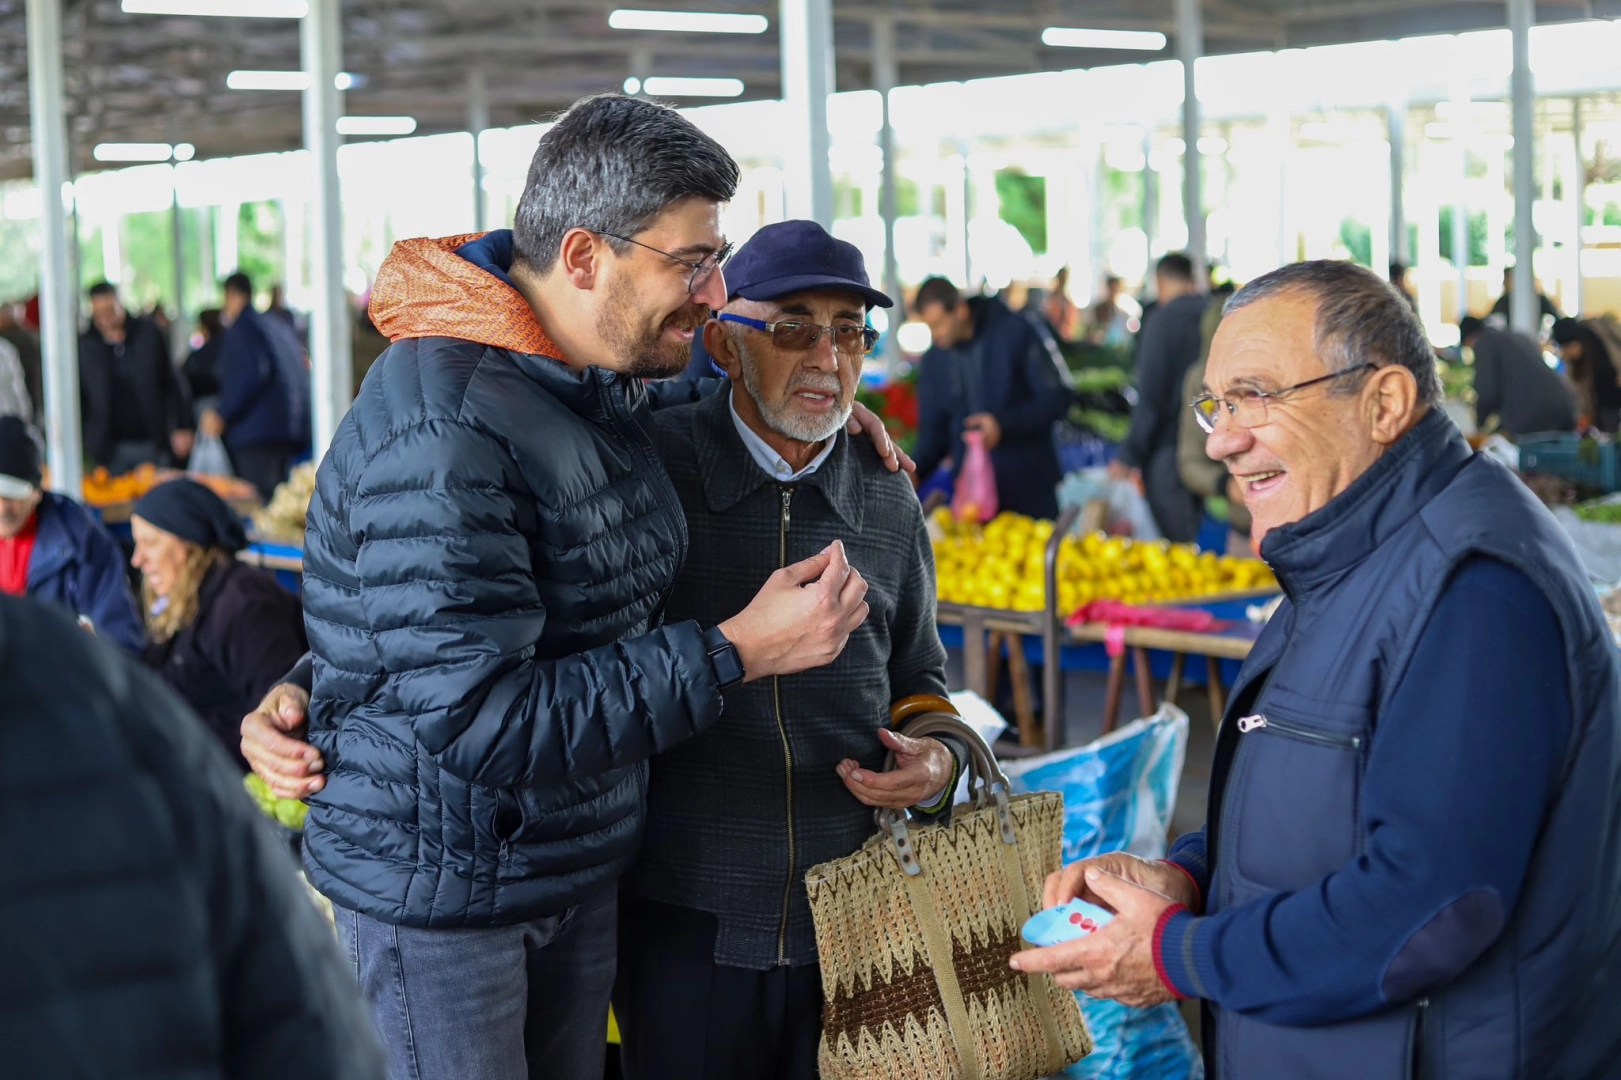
[1451,81,1471,323]
[1572,97,1586,316]
[171,167,187,358]
[468,71,489,232]
[873,18,900,325]
[27,0,82,497]
[1509,0,1537,335]
[1142,128,1159,268]
[1176,0,1205,276]
[1388,103,1407,266]
[302,0,352,458]
[780,0,835,226]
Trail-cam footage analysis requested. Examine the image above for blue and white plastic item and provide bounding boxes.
[1021,897,1116,948]
[1002,706,1204,1080]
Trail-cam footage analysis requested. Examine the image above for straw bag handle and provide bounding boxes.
[875,711,1018,876]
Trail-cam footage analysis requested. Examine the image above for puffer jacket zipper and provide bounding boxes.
[1236,713,1363,750]
[774,484,797,965]
[601,372,689,623]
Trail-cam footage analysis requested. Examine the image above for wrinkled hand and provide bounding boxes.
[837,729,953,809]
[200,409,226,439]
[1011,869,1181,1007]
[1041,851,1199,912]
[240,683,325,799]
[719,540,870,681]
[847,402,916,477]
[964,412,1002,451]
[171,429,195,460]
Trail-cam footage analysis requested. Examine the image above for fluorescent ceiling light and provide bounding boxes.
[93,142,178,162]
[172,142,196,161]
[122,0,308,16]
[642,76,744,98]
[623,77,643,95]
[609,9,768,33]
[226,70,362,90]
[1041,27,1167,50]
[336,115,417,136]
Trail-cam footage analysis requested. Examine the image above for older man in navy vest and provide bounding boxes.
[1012,260,1621,1079]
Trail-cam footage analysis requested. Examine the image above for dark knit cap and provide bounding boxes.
[132,478,248,553]
[0,415,42,493]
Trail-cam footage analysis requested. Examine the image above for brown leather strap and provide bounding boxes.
[889,693,959,728]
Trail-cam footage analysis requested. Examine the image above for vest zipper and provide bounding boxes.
[775,484,797,966]
[1236,713,1363,750]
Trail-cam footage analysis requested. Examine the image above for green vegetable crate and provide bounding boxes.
[1518,433,1621,494]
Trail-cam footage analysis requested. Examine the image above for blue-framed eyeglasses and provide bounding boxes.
[718,314,879,355]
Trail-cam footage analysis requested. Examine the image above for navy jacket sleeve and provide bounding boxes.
[1155,557,1570,1024]
[76,520,145,653]
[992,318,1071,442]
[912,350,955,483]
[339,417,725,789]
[216,323,270,427]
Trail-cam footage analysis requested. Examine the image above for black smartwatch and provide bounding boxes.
[703,625,745,690]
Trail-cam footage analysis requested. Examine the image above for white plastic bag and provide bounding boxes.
[188,433,234,478]
[1003,707,1204,1080]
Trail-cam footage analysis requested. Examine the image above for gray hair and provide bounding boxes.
[512,94,741,274]
[1223,260,1444,409]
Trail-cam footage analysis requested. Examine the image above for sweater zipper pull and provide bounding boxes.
[1236,714,1267,733]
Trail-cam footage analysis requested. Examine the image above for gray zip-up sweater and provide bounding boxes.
[628,387,950,970]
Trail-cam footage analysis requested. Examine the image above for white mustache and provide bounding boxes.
[788,376,842,396]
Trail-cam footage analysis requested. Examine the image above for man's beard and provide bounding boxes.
[738,340,851,444]
[596,273,708,379]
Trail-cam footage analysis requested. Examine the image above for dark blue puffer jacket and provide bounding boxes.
[299,232,724,929]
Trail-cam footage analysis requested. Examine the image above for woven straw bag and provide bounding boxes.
[805,712,1092,1080]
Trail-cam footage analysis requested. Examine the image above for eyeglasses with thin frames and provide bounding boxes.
[1190,363,1379,434]
[596,231,733,295]
[718,313,880,356]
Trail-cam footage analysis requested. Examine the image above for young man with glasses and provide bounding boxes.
[617,220,964,1079]
[235,96,901,1080]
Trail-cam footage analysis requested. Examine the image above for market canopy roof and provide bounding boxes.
[1,0,1618,179]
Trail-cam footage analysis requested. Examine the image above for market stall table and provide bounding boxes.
[239,538,304,593]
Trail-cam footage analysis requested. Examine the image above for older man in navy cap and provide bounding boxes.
[614,220,963,1079]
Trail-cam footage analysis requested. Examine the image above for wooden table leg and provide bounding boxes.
[963,612,989,702]
[1133,646,1156,719]
[1102,651,1125,735]
[1165,651,1186,709]
[1206,654,1227,729]
[985,630,1006,716]
[1005,634,1039,747]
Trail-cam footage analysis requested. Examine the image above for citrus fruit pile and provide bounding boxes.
[80,464,259,507]
[930,508,1278,613]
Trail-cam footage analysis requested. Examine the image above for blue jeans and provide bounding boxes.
[334,890,616,1080]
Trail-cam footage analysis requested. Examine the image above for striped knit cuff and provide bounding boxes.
[1160,859,1205,913]
[1153,906,1209,1002]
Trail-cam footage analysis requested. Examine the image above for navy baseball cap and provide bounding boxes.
[724,220,893,309]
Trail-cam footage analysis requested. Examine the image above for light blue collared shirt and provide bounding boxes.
[727,387,838,482]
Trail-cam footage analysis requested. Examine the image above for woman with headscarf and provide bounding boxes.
[1550,317,1621,433]
[131,478,306,767]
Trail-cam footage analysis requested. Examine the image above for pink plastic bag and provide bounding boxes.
[952,430,999,522]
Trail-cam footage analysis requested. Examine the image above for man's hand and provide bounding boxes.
[200,408,226,439]
[719,540,870,681]
[1042,851,1199,911]
[171,429,195,460]
[240,684,325,799]
[848,402,917,477]
[1011,869,1181,1007]
[1107,459,1144,495]
[964,412,1002,450]
[836,728,953,809]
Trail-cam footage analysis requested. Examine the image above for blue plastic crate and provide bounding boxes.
[1518,433,1621,493]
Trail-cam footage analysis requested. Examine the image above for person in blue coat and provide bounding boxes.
[911,278,1071,519]
[0,416,142,652]
[200,272,311,500]
[1012,261,1621,1080]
